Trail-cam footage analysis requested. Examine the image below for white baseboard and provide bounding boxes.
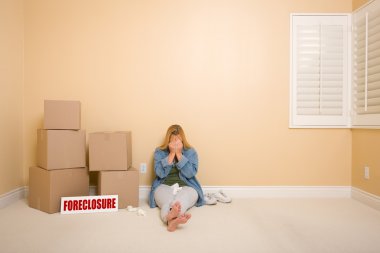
[351,187,380,212]
[138,185,351,199]
[202,186,352,198]
[0,185,354,209]
[89,185,97,196]
[139,186,151,200]
[0,187,27,209]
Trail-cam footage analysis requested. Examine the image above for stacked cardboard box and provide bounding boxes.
[29,100,89,214]
[89,132,139,208]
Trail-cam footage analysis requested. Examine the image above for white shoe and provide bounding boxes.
[212,190,232,203]
[204,193,217,205]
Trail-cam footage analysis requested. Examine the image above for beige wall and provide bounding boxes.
[4,0,378,198]
[23,0,352,187]
[0,0,24,195]
[352,0,369,10]
[352,130,380,196]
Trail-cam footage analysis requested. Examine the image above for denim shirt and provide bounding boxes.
[149,147,204,208]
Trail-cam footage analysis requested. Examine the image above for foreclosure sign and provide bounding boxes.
[61,195,118,214]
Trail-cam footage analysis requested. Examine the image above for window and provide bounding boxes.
[290,14,350,128]
[352,0,380,127]
[290,0,380,129]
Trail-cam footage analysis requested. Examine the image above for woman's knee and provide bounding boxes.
[175,187,198,209]
[184,186,198,201]
[154,185,174,207]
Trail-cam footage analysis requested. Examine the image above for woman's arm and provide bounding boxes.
[176,148,198,178]
[154,148,173,178]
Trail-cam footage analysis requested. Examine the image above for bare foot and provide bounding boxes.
[167,213,192,232]
[166,201,181,222]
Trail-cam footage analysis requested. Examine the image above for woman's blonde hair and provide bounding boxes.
[159,124,192,150]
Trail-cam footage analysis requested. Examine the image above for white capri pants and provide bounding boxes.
[154,184,198,223]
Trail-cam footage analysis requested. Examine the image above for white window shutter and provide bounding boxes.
[290,15,350,128]
[352,0,380,127]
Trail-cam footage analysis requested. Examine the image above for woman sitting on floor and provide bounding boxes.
[149,124,204,232]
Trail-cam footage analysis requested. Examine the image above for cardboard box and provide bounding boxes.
[97,169,139,208]
[44,100,81,130]
[29,166,89,214]
[37,129,86,170]
[89,132,132,171]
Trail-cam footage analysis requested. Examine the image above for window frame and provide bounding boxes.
[289,13,352,129]
[351,0,380,128]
